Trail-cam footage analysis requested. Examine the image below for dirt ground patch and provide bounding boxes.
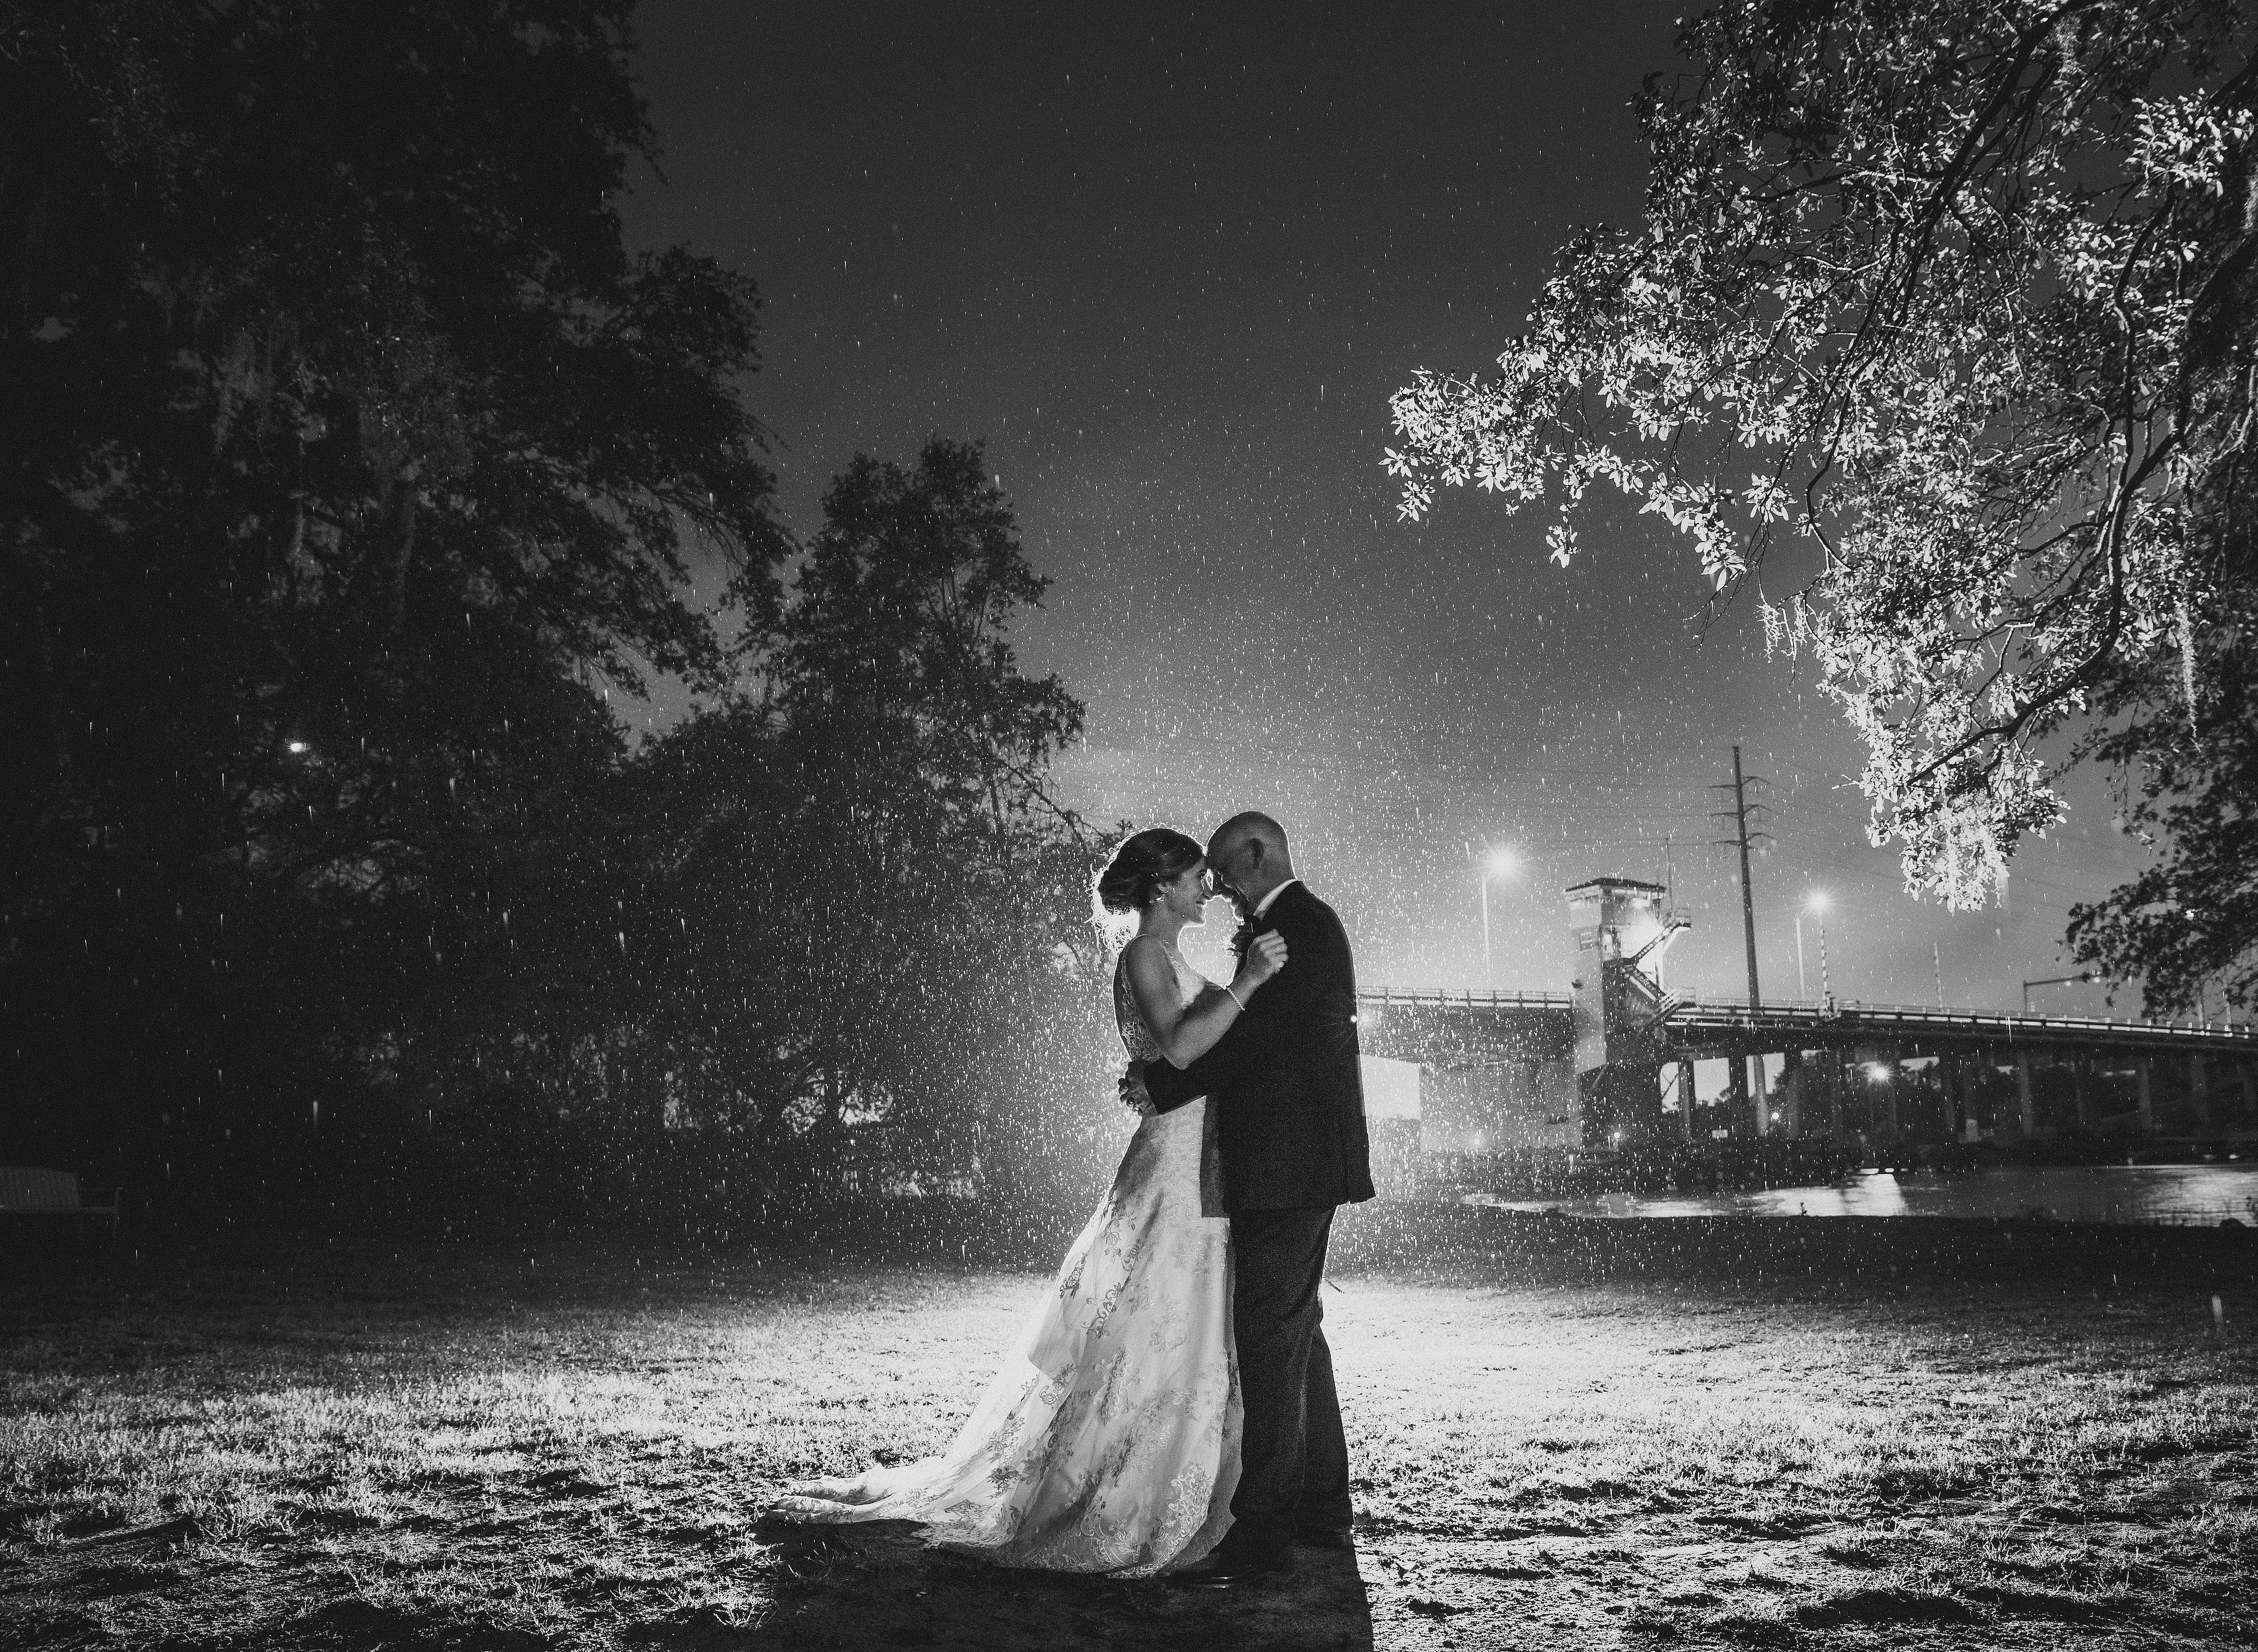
[2,1210,2253,1649]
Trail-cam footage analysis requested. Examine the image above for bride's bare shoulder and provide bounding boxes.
[1119,933,1170,974]
[1121,936,1187,1002]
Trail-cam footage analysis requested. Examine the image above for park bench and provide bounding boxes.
[0,1167,123,1240]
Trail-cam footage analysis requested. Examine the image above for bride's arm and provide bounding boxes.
[1122,934,1286,1068]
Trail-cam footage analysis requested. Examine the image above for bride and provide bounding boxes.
[769,827,1288,1574]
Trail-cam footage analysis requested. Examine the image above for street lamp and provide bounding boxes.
[1796,893,1831,1004]
[1480,847,1521,990]
[2021,972,2093,1014]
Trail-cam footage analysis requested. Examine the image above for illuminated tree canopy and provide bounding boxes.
[1386,0,2255,1005]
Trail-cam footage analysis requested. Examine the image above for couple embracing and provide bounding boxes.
[775,812,1374,1585]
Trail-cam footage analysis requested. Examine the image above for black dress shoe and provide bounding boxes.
[1168,1547,1296,1588]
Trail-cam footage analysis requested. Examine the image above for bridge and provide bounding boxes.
[1356,877,2256,1155]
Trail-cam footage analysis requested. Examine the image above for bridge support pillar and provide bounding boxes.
[1780,1049,1804,1138]
[1728,1054,1751,1138]
[2014,1052,2036,1139]
[1945,1054,1971,1139]
[2073,1056,2093,1130]
[2243,1061,2256,1128]
[1580,1063,1665,1148]
[2137,1059,2155,1133]
[1978,1053,1995,1140]
[2189,1055,2211,1130]
[1676,1059,1697,1141]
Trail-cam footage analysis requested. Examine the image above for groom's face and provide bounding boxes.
[1206,834,1252,910]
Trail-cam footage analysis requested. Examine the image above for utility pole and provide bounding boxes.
[1711,745,1772,1133]
[1711,745,1769,1009]
[1658,834,1675,992]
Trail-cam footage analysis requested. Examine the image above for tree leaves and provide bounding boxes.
[1385,0,2256,1008]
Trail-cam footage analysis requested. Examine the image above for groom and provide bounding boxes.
[1126,811,1373,1585]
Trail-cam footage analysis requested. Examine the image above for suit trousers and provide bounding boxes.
[1223,1205,1351,1558]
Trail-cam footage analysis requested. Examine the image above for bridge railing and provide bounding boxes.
[1355,986,2255,1045]
[1357,986,1573,1012]
[1664,991,2255,1043]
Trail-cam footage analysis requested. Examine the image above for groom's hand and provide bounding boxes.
[1119,1064,1157,1118]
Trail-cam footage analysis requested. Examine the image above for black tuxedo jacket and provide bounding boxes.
[1143,881,1375,1212]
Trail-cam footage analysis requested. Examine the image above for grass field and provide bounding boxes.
[2,1206,2254,1650]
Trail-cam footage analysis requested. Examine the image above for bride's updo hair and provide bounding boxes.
[1094,827,1204,918]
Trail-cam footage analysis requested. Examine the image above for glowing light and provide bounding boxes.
[1804,891,1828,913]
[286,740,311,755]
[1486,847,1521,879]
[1865,1062,1892,1083]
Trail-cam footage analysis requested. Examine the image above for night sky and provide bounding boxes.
[619,1,2152,1017]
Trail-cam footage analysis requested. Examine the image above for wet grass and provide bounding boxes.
[2,1208,2253,1649]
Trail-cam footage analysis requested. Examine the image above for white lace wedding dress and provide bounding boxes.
[770,941,1240,1575]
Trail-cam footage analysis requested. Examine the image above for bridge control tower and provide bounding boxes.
[1566,876,1687,1143]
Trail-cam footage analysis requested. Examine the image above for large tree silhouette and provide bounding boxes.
[550,442,1108,1212]
[1,2,789,1183]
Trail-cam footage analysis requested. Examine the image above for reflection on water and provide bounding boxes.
[1476,1163,2258,1226]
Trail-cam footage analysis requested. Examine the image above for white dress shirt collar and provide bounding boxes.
[1251,877,1302,920]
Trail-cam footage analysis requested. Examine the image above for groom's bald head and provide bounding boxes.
[1207,812,1294,909]
[1210,812,1287,860]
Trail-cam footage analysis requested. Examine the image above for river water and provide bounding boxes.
[1476,1163,2258,1227]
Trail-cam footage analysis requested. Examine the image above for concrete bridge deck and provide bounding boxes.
[1356,987,1574,1066]
[1357,986,2256,1147]
[1355,873,2251,1149]
[1358,986,2255,1062]
[1653,994,2256,1057]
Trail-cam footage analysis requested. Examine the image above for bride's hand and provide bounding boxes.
[1233,931,1288,994]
